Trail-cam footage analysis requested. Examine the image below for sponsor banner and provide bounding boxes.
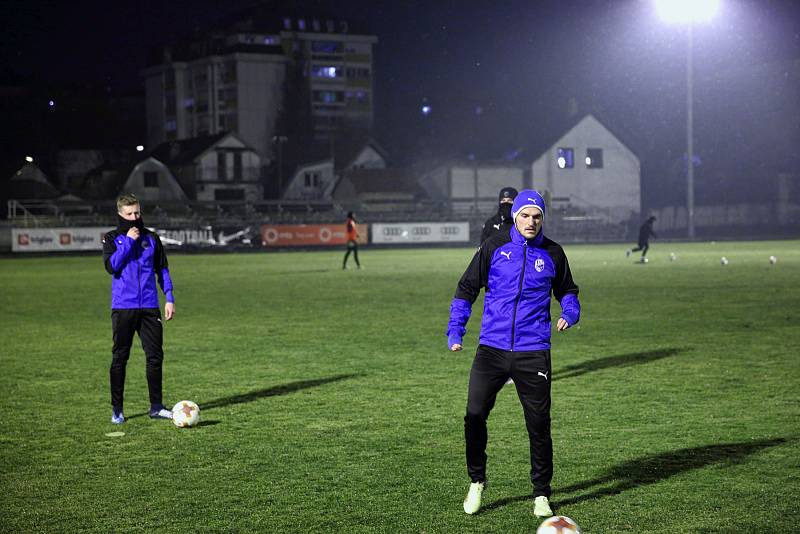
[260,224,369,247]
[371,222,469,244]
[12,227,110,252]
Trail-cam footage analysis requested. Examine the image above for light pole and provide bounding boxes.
[655,0,719,239]
[272,135,288,196]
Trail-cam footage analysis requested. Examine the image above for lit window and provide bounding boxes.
[312,19,320,32]
[165,120,177,131]
[313,90,343,103]
[311,65,340,78]
[184,98,194,109]
[557,147,574,169]
[312,41,341,53]
[283,18,291,30]
[586,148,603,169]
[298,19,306,31]
[263,36,279,45]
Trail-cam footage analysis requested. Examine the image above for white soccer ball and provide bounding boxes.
[640,257,649,264]
[720,257,729,266]
[769,255,777,264]
[537,515,582,534]
[172,400,200,428]
[669,252,677,261]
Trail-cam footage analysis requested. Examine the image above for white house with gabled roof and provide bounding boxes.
[531,114,640,224]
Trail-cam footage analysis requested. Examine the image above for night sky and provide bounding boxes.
[3,0,799,204]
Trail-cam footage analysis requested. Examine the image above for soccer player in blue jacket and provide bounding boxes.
[446,189,581,518]
[102,193,175,424]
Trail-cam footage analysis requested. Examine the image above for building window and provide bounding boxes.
[298,19,306,31]
[144,171,159,188]
[218,152,228,181]
[313,90,344,103]
[311,65,340,78]
[263,35,279,45]
[304,172,321,187]
[312,19,320,32]
[345,91,369,103]
[165,120,177,132]
[214,188,245,201]
[557,147,574,169]
[312,41,342,53]
[346,67,370,79]
[283,18,292,30]
[234,152,242,180]
[586,148,604,169]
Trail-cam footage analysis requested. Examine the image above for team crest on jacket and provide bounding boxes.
[535,258,545,272]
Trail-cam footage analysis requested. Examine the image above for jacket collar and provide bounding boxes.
[510,224,545,247]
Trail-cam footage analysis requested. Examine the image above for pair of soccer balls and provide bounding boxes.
[537,515,582,534]
[172,400,200,428]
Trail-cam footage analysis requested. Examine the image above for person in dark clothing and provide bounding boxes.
[627,216,657,262]
[447,189,581,518]
[102,193,175,424]
[479,187,518,244]
[343,211,361,270]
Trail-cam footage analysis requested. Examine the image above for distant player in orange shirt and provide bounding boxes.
[343,211,361,270]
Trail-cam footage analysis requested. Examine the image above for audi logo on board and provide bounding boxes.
[440,226,460,235]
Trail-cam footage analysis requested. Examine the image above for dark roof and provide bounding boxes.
[522,113,639,163]
[335,168,422,197]
[147,133,229,167]
[333,136,389,171]
[7,164,60,199]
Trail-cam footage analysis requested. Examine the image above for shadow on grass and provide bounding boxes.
[554,438,787,508]
[555,348,682,381]
[264,269,332,276]
[482,438,787,513]
[127,374,360,419]
[200,373,361,411]
[196,420,221,427]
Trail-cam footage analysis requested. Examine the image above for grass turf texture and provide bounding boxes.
[1,240,799,533]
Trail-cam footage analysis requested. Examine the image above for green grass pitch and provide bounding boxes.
[1,240,799,532]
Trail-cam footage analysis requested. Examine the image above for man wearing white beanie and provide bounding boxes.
[446,189,581,518]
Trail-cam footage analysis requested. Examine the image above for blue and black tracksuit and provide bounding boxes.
[447,204,580,497]
[102,226,174,411]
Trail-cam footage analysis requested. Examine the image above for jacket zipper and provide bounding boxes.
[137,239,142,308]
[510,242,527,351]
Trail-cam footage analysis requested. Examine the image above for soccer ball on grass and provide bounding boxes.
[172,400,200,428]
[537,515,582,534]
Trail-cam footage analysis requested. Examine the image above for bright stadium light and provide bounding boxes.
[136,145,144,152]
[25,156,34,163]
[654,0,721,239]
[655,0,720,24]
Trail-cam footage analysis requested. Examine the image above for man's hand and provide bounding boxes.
[164,302,175,321]
[556,318,570,331]
[126,227,140,240]
[450,343,462,352]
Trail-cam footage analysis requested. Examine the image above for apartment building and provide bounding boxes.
[143,10,377,161]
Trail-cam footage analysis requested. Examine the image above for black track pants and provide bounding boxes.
[464,344,553,497]
[110,308,164,409]
[343,240,360,268]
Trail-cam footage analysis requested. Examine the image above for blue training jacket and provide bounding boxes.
[102,229,174,309]
[446,206,580,351]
